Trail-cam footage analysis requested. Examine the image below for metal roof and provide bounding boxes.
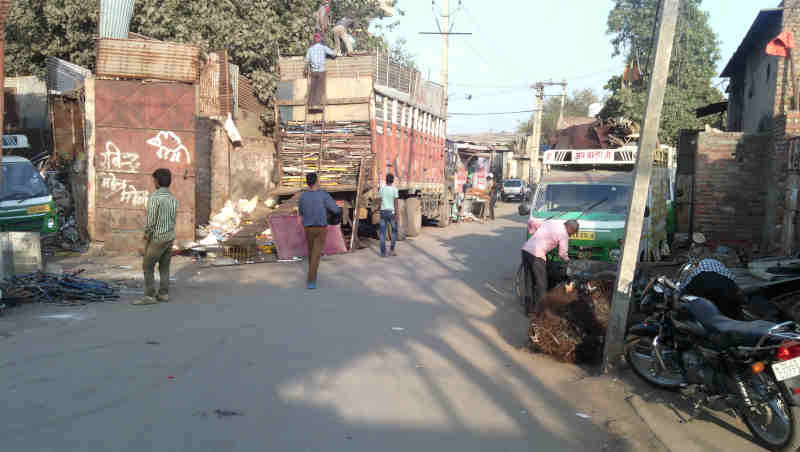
[721,8,783,78]
[99,0,135,39]
[46,57,91,93]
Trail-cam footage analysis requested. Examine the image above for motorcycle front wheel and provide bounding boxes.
[741,373,800,451]
[626,336,686,389]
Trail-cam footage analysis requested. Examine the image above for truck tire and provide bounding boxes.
[396,199,408,241]
[406,197,423,237]
[438,199,451,228]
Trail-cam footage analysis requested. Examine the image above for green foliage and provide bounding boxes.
[518,88,600,141]
[600,0,724,144]
[4,0,408,118]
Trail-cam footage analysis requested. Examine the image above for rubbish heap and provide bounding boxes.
[528,277,614,364]
[1,271,119,306]
[44,172,83,251]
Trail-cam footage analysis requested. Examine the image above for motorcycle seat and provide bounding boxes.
[684,296,775,348]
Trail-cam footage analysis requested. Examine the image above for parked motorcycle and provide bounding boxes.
[628,273,800,450]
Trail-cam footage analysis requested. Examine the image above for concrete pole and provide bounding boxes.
[441,0,449,135]
[603,0,680,372]
[530,85,545,185]
[558,82,567,129]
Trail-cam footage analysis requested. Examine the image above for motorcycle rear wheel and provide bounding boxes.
[626,336,686,389]
[741,374,800,451]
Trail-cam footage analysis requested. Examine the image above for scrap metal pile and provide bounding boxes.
[550,117,640,150]
[1,272,119,306]
[280,120,372,190]
[528,278,614,364]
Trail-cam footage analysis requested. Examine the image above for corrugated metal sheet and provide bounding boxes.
[46,57,91,93]
[93,80,197,245]
[228,63,239,114]
[96,38,200,83]
[99,0,135,39]
[198,52,222,116]
[239,75,265,113]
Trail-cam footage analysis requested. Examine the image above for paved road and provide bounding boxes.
[0,203,662,452]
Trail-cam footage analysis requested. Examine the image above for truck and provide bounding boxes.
[0,135,58,235]
[275,52,453,238]
[520,144,676,277]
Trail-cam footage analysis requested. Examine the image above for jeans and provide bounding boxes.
[379,210,397,256]
[521,251,547,313]
[143,239,174,298]
[305,226,328,283]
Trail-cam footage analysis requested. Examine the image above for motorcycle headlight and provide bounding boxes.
[47,218,56,230]
[610,248,622,261]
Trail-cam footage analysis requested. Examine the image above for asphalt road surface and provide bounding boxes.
[0,203,663,452]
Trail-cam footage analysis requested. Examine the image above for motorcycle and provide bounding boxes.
[628,273,800,450]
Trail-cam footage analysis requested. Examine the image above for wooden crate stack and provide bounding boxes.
[280,121,373,190]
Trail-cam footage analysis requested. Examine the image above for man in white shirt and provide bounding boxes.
[379,173,400,257]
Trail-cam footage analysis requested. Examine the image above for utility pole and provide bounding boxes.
[528,80,566,185]
[441,0,450,129]
[602,0,680,372]
[558,82,567,129]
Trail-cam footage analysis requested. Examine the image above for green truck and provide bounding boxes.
[0,135,58,235]
[521,145,676,278]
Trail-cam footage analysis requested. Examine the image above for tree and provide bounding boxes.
[518,88,600,141]
[599,0,724,145]
[4,0,408,120]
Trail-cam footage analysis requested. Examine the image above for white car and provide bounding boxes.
[502,179,527,202]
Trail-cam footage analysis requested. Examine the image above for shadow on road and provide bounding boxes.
[0,204,641,451]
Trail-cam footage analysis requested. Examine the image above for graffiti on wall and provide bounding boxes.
[147,131,191,164]
[100,172,149,207]
[101,142,141,172]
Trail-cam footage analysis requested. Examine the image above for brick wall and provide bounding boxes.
[692,131,773,245]
[776,1,800,116]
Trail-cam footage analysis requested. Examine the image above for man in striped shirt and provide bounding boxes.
[305,33,337,108]
[134,169,178,306]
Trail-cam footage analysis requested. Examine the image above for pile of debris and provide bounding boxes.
[1,271,119,306]
[197,197,262,246]
[528,278,614,364]
[550,117,640,150]
[44,172,83,251]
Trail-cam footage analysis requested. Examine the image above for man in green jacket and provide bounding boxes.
[134,168,178,306]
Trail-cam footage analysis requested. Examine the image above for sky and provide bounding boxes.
[371,0,781,135]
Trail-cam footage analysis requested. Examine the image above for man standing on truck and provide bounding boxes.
[521,219,579,315]
[315,0,330,33]
[299,172,342,290]
[379,173,400,257]
[134,169,178,306]
[333,16,355,56]
[305,33,337,109]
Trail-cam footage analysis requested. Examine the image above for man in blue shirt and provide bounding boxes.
[378,173,400,257]
[298,172,342,289]
[305,33,337,109]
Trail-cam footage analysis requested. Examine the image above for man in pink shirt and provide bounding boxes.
[521,219,579,314]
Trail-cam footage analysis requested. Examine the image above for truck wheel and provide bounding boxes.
[438,200,451,228]
[396,199,408,241]
[406,197,423,237]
